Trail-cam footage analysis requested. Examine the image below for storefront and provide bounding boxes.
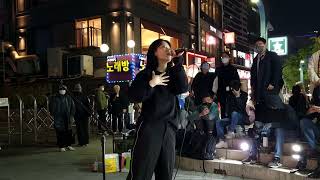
[140,20,180,54]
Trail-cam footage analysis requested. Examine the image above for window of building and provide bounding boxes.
[201,0,222,27]
[75,18,102,48]
[201,29,219,57]
[141,23,179,54]
[153,0,178,13]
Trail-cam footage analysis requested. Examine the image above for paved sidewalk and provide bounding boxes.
[0,136,251,180]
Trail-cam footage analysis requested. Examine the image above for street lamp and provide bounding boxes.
[251,0,259,3]
[127,40,135,54]
[100,43,110,53]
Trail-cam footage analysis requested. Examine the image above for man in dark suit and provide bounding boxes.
[242,37,285,168]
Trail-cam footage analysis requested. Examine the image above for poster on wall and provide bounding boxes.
[93,54,146,83]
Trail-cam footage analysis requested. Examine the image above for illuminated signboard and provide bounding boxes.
[224,32,235,44]
[105,54,146,83]
[268,36,288,56]
[237,69,250,79]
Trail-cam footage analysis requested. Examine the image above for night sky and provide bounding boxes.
[269,0,320,36]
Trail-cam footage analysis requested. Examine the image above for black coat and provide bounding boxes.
[73,92,90,120]
[289,94,309,119]
[226,91,248,117]
[191,72,216,105]
[110,93,129,115]
[216,64,240,103]
[251,51,284,108]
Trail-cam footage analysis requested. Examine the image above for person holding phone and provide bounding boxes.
[127,39,188,180]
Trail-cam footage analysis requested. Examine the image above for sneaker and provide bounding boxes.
[225,132,235,139]
[67,146,75,151]
[215,140,228,148]
[242,156,257,164]
[268,157,282,168]
[60,148,66,152]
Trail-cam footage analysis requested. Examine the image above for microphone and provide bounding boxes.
[175,48,187,54]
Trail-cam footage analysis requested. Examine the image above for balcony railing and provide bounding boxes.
[75,27,102,48]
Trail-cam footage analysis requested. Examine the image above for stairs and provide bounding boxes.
[176,137,318,180]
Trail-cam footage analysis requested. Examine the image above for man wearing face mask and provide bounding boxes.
[246,37,285,168]
[49,85,76,152]
[212,52,240,118]
[95,84,109,133]
[191,62,216,105]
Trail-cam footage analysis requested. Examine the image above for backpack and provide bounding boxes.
[183,130,216,160]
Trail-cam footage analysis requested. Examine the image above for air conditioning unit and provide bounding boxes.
[65,55,93,76]
[47,48,69,77]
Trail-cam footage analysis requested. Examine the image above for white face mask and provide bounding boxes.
[221,57,230,65]
[59,90,66,95]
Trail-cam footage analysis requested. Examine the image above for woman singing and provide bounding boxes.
[127,39,188,180]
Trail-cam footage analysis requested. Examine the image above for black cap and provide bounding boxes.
[255,37,267,44]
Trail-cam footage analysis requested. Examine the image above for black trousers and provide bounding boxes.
[112,113,123,132]
[97,110,106,131]
[55,129,73,148]
[75,117,89,146]
[127,121,176,180]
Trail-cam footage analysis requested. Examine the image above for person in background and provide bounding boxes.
[95,84,108,133]
[49,85,76,152]
[308,50,320,94]
[296,86,320,178]
[215,80,248,148]
[73,83,90,147]
[110,85,129,133]
[244,37,285,168]
[213,52,240,118]
[191,62,216,105]
[289,84,309,120]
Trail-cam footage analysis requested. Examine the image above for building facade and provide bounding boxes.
[5,0,224,77]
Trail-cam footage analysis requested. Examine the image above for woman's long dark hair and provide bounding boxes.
[146,39,172,71]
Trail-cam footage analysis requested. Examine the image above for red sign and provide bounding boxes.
[224,32,235,44]
[186,52,207,66]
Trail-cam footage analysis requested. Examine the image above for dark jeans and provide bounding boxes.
[300,118,320,150]
[216,111,245,140]
[250,122,284,158]
[55,129,73,148]
[97,110,106,131]
[112,113,123,132]
[75,117,89,146]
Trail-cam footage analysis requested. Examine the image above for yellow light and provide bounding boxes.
[251,0,259,3]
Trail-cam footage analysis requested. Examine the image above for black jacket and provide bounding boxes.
[251,51,284,107]
[289,94,309,119]
[191,72,216,105]
[128,57,188,129]
[110,93,129,114]
[226,91,248,117]
[73,92,90,120]
[216,64,240,101]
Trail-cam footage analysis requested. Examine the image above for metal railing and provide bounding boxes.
[7,95,23,145]
[6,93,114,145]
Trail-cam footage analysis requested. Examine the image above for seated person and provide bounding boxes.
[296,86,320,178]
[215,80,248,148]
[186,93,219,133]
